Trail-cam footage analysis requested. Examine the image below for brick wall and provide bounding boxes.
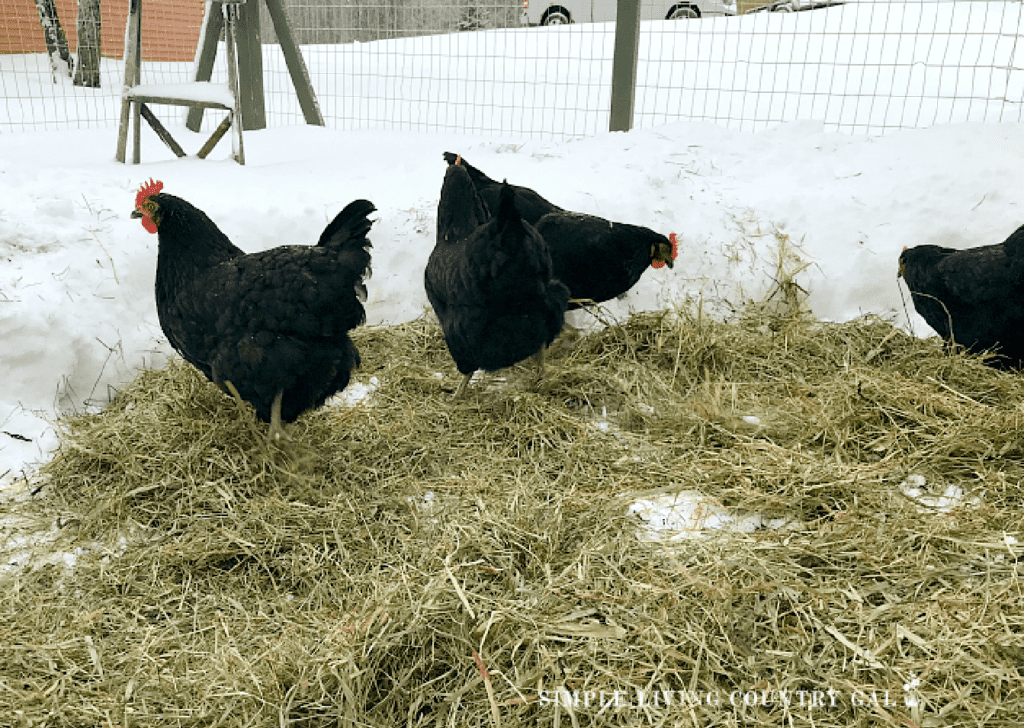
[2,0,205,62]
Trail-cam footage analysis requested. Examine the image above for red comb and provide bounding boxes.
[652,232,679,269]
[135,178,164,208]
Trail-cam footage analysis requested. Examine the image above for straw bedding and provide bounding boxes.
[2,299,1023,727]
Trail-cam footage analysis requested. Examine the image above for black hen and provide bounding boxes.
[426,164,570,397]
[132,179,375,442]
[536,213,677,309]
[443,152,676,309]
[441,151,563,224]
[899,223,1024,368]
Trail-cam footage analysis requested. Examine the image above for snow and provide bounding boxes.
[629,491,801,542]
[1,5,1023,533]
[626,472,983,543]
[2,2,1021,135]
[333,376,380,406]
[125,82,235,108]
[899,473,981,513]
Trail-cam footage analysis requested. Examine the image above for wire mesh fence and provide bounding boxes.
[1,0,1021,137]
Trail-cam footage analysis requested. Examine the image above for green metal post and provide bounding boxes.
[609,0,641,133]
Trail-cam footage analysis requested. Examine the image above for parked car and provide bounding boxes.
[522,0,737,25]
[746,0,842,12]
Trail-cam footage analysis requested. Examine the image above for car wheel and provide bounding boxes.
[667,5,700,19]
[543,11,570,25]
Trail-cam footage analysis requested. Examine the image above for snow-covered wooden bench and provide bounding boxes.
[116,0,247,164]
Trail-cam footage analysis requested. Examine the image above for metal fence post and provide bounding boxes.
[609,0,641,133]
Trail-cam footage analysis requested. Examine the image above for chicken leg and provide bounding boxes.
[223,380,247,412]
[453,372,473,400]
[530,347,547,391]
[267,390,289,445]
[225,380,288,445]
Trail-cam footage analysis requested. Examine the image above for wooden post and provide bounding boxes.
[224,3,247,162]
[264,0,324,126]
[186,2,223,132]
[115,0,135,160]
[187,0,321,133]
[132,97,141,163]
[609,0,641,133]
[115,0,140,162]
[234,0,266,131]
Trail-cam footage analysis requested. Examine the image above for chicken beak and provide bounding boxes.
[131,209,143,219]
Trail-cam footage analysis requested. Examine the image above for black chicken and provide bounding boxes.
[443,152,677,309]
[132,179,375,442]
[426,163,570,398]
[898,223,1024,368]
[441,151,563,224]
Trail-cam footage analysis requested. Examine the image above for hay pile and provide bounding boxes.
[2,304,1023,727]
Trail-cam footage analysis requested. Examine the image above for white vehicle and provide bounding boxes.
[522,0,737,25]
[746,0,842,12]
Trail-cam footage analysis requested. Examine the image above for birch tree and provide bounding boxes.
[73,0,102,88]
[34,0,72,80]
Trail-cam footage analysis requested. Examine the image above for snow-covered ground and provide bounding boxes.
[3,2,1021,135]
[1,2,1023,494]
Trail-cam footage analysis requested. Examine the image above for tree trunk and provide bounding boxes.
[34,0,72,80]
[73,0,102,88]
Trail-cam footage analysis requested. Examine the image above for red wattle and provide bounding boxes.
[652,233,679,269]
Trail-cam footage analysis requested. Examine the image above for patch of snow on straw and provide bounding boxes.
[629,491,800,542]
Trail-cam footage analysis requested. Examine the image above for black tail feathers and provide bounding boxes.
[438,164,489,243]
[496,182,525,238]
[317,199,376,248]
[441,151,496,190]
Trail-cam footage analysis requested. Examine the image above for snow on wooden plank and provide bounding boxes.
[125,82,234,108]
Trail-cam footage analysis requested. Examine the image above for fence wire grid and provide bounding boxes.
[1,0,1022,138]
